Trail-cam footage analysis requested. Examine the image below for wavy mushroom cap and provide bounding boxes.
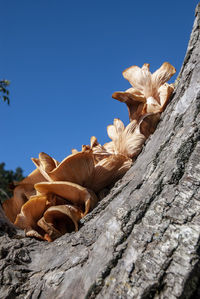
[34,181,98,216]
[14,194,54,231]
[37,205,83,241]
[2,168,46,223]
[123,62,176,100]
[20,168,47,185]
[106,118,146,159]
[48,151,95,187]
[158,83,175,111]
[113,62,175,121]
[3,184,34,223]
[32,152,59,181]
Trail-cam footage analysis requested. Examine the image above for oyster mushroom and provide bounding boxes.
[112,89,146,122]
[104,118,146,159]
[34,181,98,216]
[33,149,131,193]
[33,151,95,186]
[2,168,47,223]
[14,194,58,239]
[90,153,132,192]
[112,62,176,121]
[37,205,83,241]
[32,152,59,181]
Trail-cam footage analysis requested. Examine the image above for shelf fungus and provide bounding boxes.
[32,149,132,192]
[105,118,146,159]
[112,62,176,121]
[38,205,83,241]
[2,168,47,223]
[14,194,58,240]
[34,151,94,186]
[2,61,176,241]
[14,182,97,241]
[34,181,98,216]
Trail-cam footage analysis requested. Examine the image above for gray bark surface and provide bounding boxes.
[1,4,200,299]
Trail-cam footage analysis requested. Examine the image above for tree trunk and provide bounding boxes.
[1,4,200,299]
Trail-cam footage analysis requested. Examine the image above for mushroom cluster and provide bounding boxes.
[2,62,175,241]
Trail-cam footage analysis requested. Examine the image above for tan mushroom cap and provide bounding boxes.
[90,136,111,163]
[158,83,174,111]
[14,194,55,231]
[2,168,47,223]
[34,181,98,216]
[37,204,83,241]
[113,62,176,117]
[2,196,23,223]
[152,62,176,89]
[32,152,59,181]
[103,141,115,155]
[20,167,47,185]
[3,183,35,223]
[122,62,176,100]
[123,63,152,98]
[46,151,95,186]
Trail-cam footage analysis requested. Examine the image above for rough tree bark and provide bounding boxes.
[0,4,200,299]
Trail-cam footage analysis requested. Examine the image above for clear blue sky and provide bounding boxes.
[1,0,199,176]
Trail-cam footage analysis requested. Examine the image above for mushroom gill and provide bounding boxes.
[105,118,146,159]
[112,62,176,121]
[32,152,59,181]
[37,205,83,241]
[112,89,146,122]
[89,154,132,192]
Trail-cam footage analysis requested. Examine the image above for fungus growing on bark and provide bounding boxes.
[14,194,56,239]
[2,61,176,241]
[39,151,94,186]
[2,168,46,223]
[90,154,132,192]
[112,62,176,121]
[32,152,59,181]
[34,181,98,216]
[104,118,146,159]
[38,205,83,241]
[32,150,131,193]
